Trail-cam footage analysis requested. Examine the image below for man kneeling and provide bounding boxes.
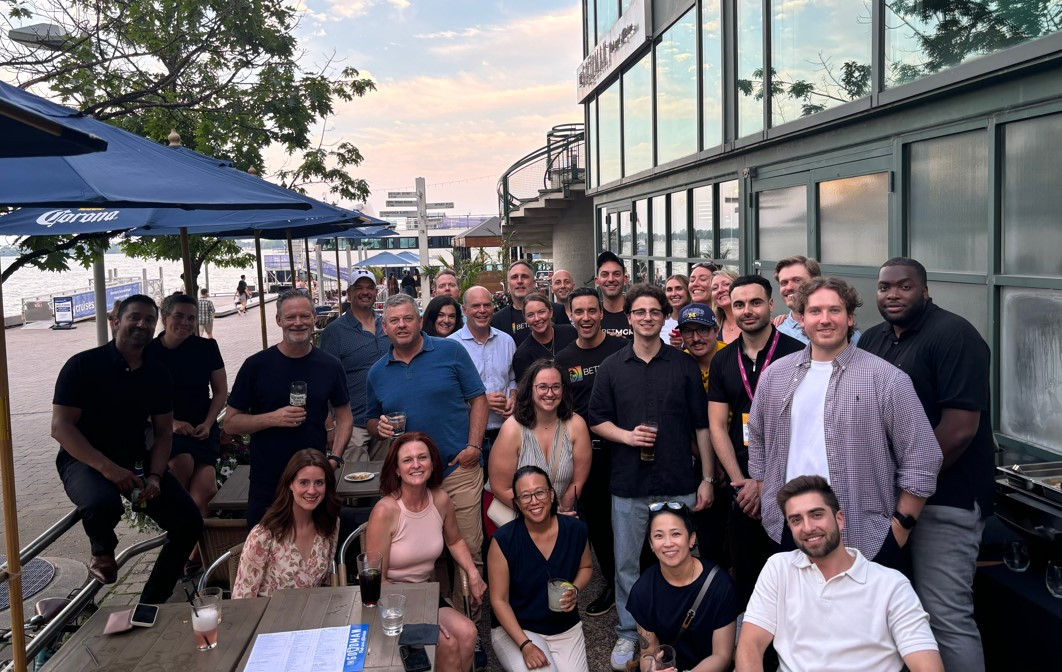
[736,475,942,672]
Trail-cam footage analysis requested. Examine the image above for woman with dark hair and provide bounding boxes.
[489,466,593,671]
[488,360,591,523]
[627,502,738,672]
[366,432,485,671]
[145,292,227,571]
[663,274,691,334]
[423,295,463,338]
[232,449,341,598]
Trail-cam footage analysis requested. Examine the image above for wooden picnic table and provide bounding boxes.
[210,464,251,512]
[236,584,439,671]
[337,460,385,500]
[41,597,269,672]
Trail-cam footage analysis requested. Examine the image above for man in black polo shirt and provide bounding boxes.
[555,287,627,617]
[595,251,632,339]
[52,295,203,602]
[707,275,803,609]
[225,290,352,528]
[859,257,993,672]
[588,283,713,671]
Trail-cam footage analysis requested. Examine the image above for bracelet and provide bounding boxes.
[148,472,164,481]
[518,639,532,651]
[466,444,481,450]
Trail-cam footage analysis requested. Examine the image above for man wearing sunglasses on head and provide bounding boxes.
[588,283,714,671]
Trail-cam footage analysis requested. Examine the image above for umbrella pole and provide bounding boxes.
[303,238,312,299]
[254,232,268,350]
[0,275,28,672]
[286,229,296,291]
[180,227,194,296]
[334,238,342,299]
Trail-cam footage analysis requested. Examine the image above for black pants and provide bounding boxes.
[57,451,204,604]
[728,500,774,610]
[579,443,615,585]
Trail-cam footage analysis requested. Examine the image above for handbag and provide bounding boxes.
[674,564,721,645]
[486,495,518,527]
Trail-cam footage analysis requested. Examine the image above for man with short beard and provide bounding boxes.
[594,251,632,339]
[858,257,993,672]
[492,260,568,345]
[737,476,943,672]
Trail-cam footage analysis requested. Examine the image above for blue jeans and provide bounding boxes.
[612,493,697,642]
[909,503,986,672]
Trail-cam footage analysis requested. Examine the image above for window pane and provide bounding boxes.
[692,184,714,259]
[736,0,764,137]
[819,173,888,266]
[832,274,883,332]
[1001,287,1062,453]
[701,0,722,148]
[621,0,633,13]
[671,190,689,259]
[885,2,1062,89]
[652,195,667,258]
[1004,113,1062,277]
[624,258,635,284]
[758,185,807,260]
[598,208,608,251]
[634,259,649,284]
[929,282,987,340]
[624,55,653,176]
[908,131,987,272]
[771,1,871,126]
[619,210,631,255]
[656,10,698,165]
[670,261,689,277]
[597,0,619,42]
[598,80,621,185]
[589,98,598,188]
[586,0,596,50]
[608,210,620,252]
[720,179,740,263]
[635,199,649,256]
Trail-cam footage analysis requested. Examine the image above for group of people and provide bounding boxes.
[51,245,992,672]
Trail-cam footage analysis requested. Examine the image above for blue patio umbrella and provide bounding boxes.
[397,251,421,265]
[0,81,107,157]
[355,251,418,267]
[0,85,311,210]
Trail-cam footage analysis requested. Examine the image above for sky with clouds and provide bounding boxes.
[271,0,585,217]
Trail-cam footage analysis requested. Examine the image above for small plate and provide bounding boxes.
[344,472,376,482]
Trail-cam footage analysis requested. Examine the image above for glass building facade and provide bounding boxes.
[581,0,1062,457]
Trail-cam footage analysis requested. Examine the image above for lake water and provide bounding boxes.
[0,252,259,318]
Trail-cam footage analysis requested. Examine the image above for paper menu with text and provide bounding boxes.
[244,624,368,672]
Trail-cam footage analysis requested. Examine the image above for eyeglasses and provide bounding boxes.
[648,501,688,513]
[534,384,563,395]
[516,488,551,505]
[630,308,664,318]
[680,326,715,339]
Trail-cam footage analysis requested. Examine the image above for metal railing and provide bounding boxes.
[497,123,585,227]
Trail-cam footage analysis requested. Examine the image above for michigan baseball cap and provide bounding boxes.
[678,303,718,329]
[348,269,377,288]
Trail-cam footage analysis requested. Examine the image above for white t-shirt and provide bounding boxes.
[744,548,938,672]
[785,360,832,483]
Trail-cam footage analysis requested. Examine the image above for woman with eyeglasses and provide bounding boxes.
[423,295,463,338]
[488,359,591,523]
[627,501,738,672]
[662,274,691,344]
[365,432,485,671]
[710,269,741,343]
[489,466,593,671]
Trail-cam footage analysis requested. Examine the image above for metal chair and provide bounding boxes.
[198,542,244,593]
[334,523,367,587]
[199,518,248,587]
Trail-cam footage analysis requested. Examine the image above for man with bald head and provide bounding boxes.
[550,269,575,324]
[451,285,517,465]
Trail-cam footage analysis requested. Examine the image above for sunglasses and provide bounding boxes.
[648,501,688,513]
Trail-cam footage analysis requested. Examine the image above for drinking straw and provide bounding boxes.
[185,587,199,616]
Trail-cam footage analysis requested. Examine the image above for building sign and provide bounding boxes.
[576,0,649,103]
[387,191,417,198]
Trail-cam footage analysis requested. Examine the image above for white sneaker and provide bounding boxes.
[610,638,637,671]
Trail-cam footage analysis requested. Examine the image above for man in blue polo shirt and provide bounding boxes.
[366,293,489,588]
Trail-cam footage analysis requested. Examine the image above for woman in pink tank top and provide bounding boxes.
[366,432,486,671]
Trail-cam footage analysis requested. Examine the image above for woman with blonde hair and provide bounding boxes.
[711,269,740,343]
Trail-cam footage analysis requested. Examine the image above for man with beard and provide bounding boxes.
[747,277,941,571]
[595,251,632,339]
[737,476,943,672]
[492,260,567,345]
[226,290,353,527]
[772,255,820,344]
[707,275,804,607]
[511,292,578,380]
[858,257,993,671]
[555,287,628,617]
[52,295,203,600]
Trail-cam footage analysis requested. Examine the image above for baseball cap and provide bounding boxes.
[348,269,377,288]
[596,250,622,272]
[678,303,718,329]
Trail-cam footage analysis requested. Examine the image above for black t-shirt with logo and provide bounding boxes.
[600,309,632,340]
[555,334,628,417]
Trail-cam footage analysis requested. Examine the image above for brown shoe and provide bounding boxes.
[88,554,117,584]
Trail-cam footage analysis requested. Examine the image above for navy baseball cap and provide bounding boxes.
[678,303,717,329]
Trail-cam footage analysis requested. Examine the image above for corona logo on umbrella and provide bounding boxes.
[35,208,121,227]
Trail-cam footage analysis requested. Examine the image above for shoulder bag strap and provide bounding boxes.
[673,564,721,646]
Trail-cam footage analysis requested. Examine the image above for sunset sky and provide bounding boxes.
[274,0,585,217]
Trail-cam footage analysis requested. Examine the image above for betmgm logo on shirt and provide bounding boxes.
[567,364,602,383]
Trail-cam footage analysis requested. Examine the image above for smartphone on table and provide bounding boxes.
[130,603,158,628]
[399,644,431,672]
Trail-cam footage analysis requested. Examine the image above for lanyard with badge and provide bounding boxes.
[737,330,780,446]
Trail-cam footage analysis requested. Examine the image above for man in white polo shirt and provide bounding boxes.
[736,475,942,672]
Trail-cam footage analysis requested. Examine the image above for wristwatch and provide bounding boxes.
[893,511,917,530]
[327,454,344,468]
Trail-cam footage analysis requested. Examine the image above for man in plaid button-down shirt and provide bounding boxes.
[748,277,941,570]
